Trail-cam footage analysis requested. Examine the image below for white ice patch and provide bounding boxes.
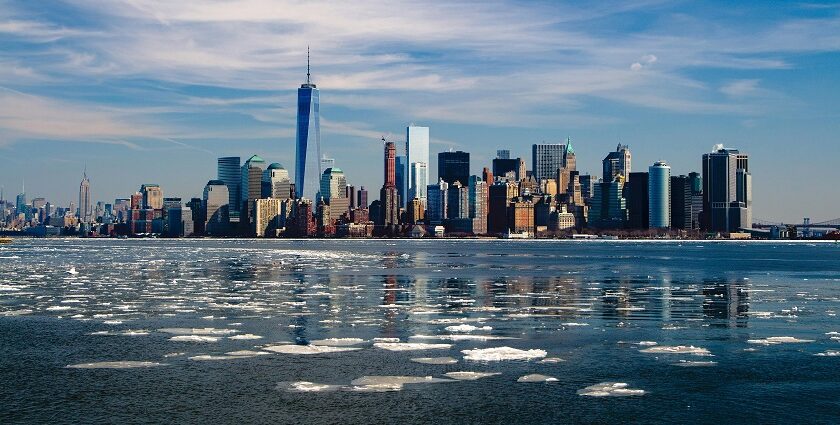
[462,347,547,361]
[539,357,565,363]
[262,344,361,355]
[189,355,249,361]
[225,350,271,356]
[228,334,263,340]
[639,345,711,356]
[410,334,516,341]
[66,361,167,369]
[373,342,452,351]
[90,330,149,336]
[310,338,366,346]
[517,374,558,383]
[373,337,400,343]
[444,324,492,333]
[277,381,343,392]
[672,360,718,367]
[746,336,815,345]
[561,322,590,327]
[158,328,238,336]
[578,382,645,397]
[348,375,452,392]
[815,350,840,356]
[637,341,658,346]
[170,335,220,343]
[444,371,501,380]
[410,357,458,365]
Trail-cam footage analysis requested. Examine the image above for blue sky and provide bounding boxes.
[1,0,839,222]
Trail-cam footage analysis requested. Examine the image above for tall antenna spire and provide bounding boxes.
[84,164,87,179]
[306,45,311,84]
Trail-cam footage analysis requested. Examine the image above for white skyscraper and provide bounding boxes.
[78,169,92,223]
[406,125,430,207]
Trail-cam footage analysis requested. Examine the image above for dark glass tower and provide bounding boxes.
[438,150,470,186]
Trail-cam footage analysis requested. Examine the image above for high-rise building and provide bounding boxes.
[603,144,632,182]
[496,149,510,160]
[532,143,564,182]
[78,169,92,223]
[407,198,425,224]
[508,198,535,235]
[438,151,470,186]
[426,178,449,225]
[294,49,321,200]
[253,198,283,237]
[447,181,469,220]
[589,179,627,228]
[357,186,368,209]
[406,125,430,207]
[468,175,488,235]
[488,181,518,234]
[702,146,751,232]
[319,168,347,202]
[217,157,241,220]
[395,155,406,207]
[670,174,698,230]
[320,155,334,172]
[492,157,525,182]
[140,184,163,210]
[626,172,649,229]
[203,180,229,236]
[580,174,596,201]
[346,185,357,209]
[380,141,399,226]
[241,155,267,227]
[263,163,292,199]
[648,161,671,229]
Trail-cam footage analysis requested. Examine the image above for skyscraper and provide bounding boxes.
[380,140,399,226]
[603,144,632,182]
[626,172,649,229]
[447,181,468,220]
[217,157,241,220]
[241,155,267,227]
[140,184,163,210]
[648,161,671,229]
[294,49,321,200]
[496,149,510,160]
[670,174,701,230]
[78,169,92,223]
[262,163,292,199]
[426,178,449,225]
[702,146,751,232]
[320,168,347,202]
[493,157,525,182]
[468,175,488,235]
[395,155,406,207]
[438,150,470,186]
[203,180,229,236]
[406,125,430,206]
[589,179,627,228]
[357,186,368,209]
[532,143,564,182]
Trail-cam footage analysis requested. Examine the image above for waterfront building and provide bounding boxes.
[263,163,292,199]
[508,198,535,235]
[532,143,564,182]
[589,179,627,228]
[626,172,649,229]
[438,150,470,186]
[468,175,488,235]
[203,180,229,236]
[140,184,163,210]
[447,180,469,220]
[217,157,241,220]
[406,125,430,207]
[357,186,368,209]
[395,155,406,207]
[167,207,193,237]
[492,157,525,182]
[294,50,321,200]
[603,144,632,182]
[426,178,449,225]
[319,168,347,202]
[78,170,92,223]
[488,181,518,234]
[380,141,399,226]
[253,198,283,237]
[407,198,425,224]
[240,154,267,227]
[702,146,751,232]
[549,204,576,231]
[648,161,671,229]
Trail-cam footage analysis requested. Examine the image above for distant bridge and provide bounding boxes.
[752,218,840,230]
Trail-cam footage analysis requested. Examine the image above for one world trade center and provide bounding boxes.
[294,49,321,200]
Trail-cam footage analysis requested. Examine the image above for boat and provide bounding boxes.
[0,237,13,244]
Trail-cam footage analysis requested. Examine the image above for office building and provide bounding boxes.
[702,146,751,232]
[532,143,564,182]
[648,161,671,229]
[346,185,357,209]
[603,144,632,182]
[488,181,518,234]
[508,198,535,235]
[263,163,292,199]
[468,175,488,235]
[438,150,470,186]
[492,157,525,182]
[496,149,510,160]
[241,155,267,227]
[447,181,469,220]
[426,179,449,225]
[140,184,163,210]
[589,179,627,228]
[407,198,425,224]
[395,155,406,207]
[626,172,649,229]
[217,157,241,220]
[379,141,399,226]
[294,50,321,200]
[203,180,229,236]
[319,168,347,202]
[78,170,92,223]
[406,125,430,207]
[253,198,283,237]
[357,186,368,209]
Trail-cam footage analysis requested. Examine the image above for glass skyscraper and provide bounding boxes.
[217,157,241,221]
[295,52,321,200]
[531,143,564,181]
[406,126,429,207]
[648,161,671,229]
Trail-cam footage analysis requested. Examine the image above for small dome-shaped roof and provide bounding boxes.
[207,179,226,186]
[267,163,285,170]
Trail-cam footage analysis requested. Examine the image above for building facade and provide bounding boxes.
[294,55,321,200]
[702,147,751,232]
[648,161,671,229]
[438,151,470,186]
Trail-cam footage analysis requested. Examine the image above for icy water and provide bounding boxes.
[1,239,839,424]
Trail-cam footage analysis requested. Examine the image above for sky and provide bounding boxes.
[0,0,839,222]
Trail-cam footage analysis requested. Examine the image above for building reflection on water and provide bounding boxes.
[702,278,750,327]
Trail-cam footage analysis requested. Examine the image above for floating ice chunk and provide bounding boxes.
[46,306,73,311]
[517,374,558,383]
[639,345,711,356]
[262,344,361,355]
[158,328,238,336]
[90,330,149,336]
[349,375,452,392]
[577,382,645,397]
[746,336,815,345]
[277,381,343,392]
[444,324,492,333]
[103,320,123,325]
[637,341,658,346]
[225,350,270,356]
[815,350,840,356]
[67,267,78,275]
[410,334,516,341]
[539,357,565,363]
[672,360,718,367]
[189,355,246,361]
[66,361,166,369]
[374,342,452,351]
[310,338,366,346]
[163,352,185,358]
[228,334,263,340]
[411,357,458,365]
[444,371,501,380]
[170,335,220,343]
[373,337,400,343]
[561,322,589,327]
[462,347,547,361]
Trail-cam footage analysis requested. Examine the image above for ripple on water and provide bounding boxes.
[66,361,167,369]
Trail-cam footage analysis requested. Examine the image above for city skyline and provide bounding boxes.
[1,1,840,222]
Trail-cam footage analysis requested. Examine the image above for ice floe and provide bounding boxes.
[639,345,711,356]
[277,381,343,392]
[517,374,558,383]
[410,357,458,365]
[577,382,645,397]
[746,336,815,345]
[462,347,547,361]
[170,335,220,343]
[348,375,452,392]
[814,350,840,356]
[310,338,366,346]
[227,334,263,340]
[410,334,516,341]
[158,328,238,336]
[373,342,452,351]
[443,371,501,380]
[373,337,400,343]
[90,330,149,336]
[444,324,492,333]
[66,361,166,369]
[539,357,565,363]
[262,344,361,355]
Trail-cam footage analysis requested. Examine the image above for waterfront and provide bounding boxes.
[1,239,839,424]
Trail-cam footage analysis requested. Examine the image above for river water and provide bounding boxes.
[1,239,839,424]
